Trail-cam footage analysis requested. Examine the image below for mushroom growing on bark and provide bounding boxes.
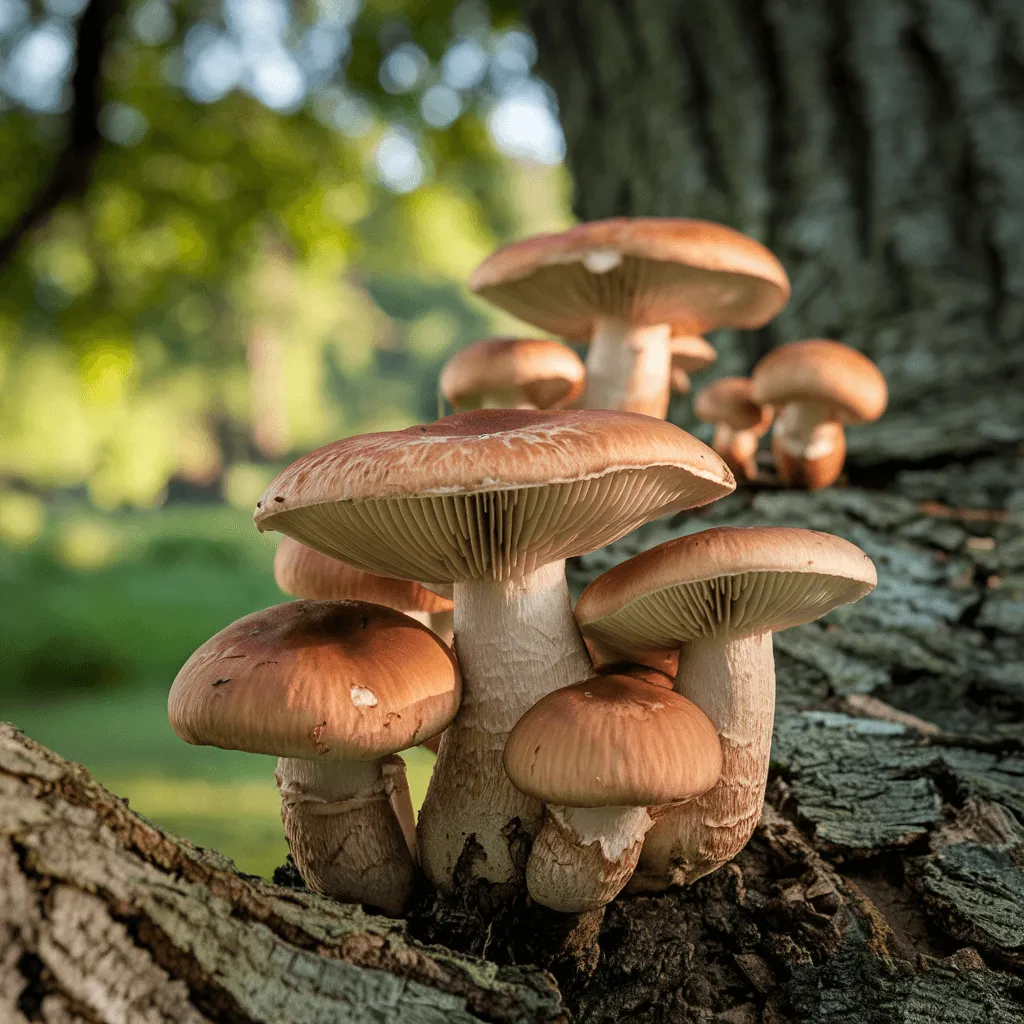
[751,339,887,489]
[254,408,734,891]
[693,377,774,482]
[504,673,722,912]
[574,526,876,890]
[168,600,460,915]
[439,337,585,412]
[470,218,790,419]
[669,335,718,397]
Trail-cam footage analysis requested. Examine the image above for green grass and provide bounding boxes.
[1,501,437,878]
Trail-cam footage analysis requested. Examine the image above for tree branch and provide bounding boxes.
[0,0,122,270]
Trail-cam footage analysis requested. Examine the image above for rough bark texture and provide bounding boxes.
[0,724,563,1023]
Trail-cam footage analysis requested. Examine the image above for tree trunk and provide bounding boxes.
[525,0,1024,468]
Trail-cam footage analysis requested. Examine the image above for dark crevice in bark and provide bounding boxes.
[824,0,874,257]
[674,21,729,199]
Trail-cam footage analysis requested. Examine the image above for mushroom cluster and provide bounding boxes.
[444,219,888,489]
[168,215,884,920]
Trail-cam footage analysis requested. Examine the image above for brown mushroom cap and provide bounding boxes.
[575,526,876,656]
[470,219,791,341]
[503,674,722,807]
[440,338,585,411]
[168,601,460,760]
[254,409,735,584]
[750,340,887,423]
[274,537,453,613]
[694,377,774,433]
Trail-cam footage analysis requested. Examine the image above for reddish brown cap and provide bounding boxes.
[440,338,585,411]
[503,674,722,807]
[576,526,876,656]
[694,377,774,434]
[168,601,460,760]
[751,340,887,423]
[254,409,735,584]
[274,536,453,613]
[470,219,790,341]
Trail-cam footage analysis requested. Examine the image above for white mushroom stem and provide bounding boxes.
[773,401,843,462]
[276,755,416,915]
[631,632,775,891]
[711,424,762,483]
[583,319,672,418]
[418,559,594,891]
[526,804,655,913]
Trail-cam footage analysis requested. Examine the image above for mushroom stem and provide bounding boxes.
[583,319,672,417]
[527,804,655,913]
[772,402,846,489]
[418,559,594,890]
[631,632,775,891]
[712,423,762,483]
[276,755,416,915]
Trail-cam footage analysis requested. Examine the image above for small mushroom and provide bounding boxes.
[669,335,717,396]
[693,377,774,482]
[750,340,887,489]
[504,673,721,912]
[274,535,454,642]
[575,527,876,890]
[168,600,460,915]
[254,408,734,892]
[470,219,790,419]
[439,337,585,412]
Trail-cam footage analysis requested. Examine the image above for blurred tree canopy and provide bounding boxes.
[0,0,572,514]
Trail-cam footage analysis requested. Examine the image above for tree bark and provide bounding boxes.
[525,0,1024,469]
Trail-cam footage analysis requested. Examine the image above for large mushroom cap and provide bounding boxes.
[254,409,735,584]
[576,526,876,655]
[694,377,773,433]
[751,340,887,423]
[470,218,791,341]
[168,601,460,761]
[274,537,453,613]
[503,674,722,808]
[440,338,585,411]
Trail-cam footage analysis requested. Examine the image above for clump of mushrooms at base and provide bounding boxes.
[166,215,888,920]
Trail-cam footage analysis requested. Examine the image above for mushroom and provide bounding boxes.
[750,339,887,489]
[669,335,717,396]
[168,600,460,915]
[439,337,585,412]
[574,526,876,890]
[470,218,790,419]
[504,673,722,912]
[254,408,734,891]
[275,536,453,845]
[693,377,774,483]
[274,534,454,643]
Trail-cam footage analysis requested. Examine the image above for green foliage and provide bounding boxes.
[0,0,572,507]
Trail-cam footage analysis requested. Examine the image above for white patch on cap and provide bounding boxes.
[582,248,622,274]
[350,686,379,708]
